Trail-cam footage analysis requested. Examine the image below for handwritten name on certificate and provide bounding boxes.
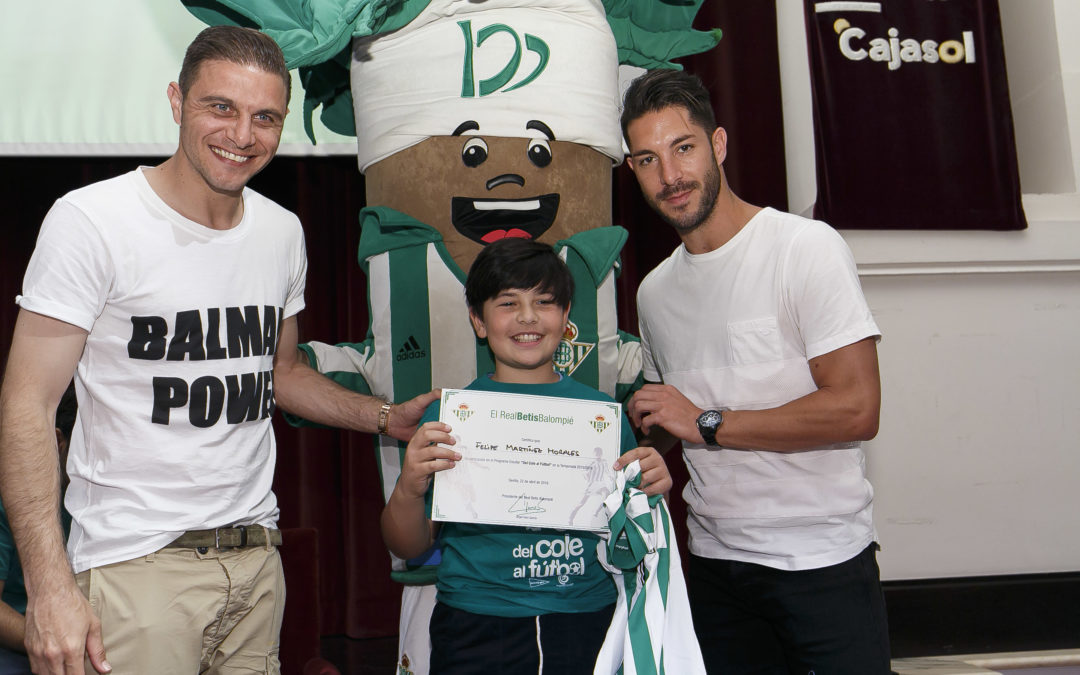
[431,388,621,531]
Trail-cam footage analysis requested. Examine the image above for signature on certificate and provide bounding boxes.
[508,494,547,515]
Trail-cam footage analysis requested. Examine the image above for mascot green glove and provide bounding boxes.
[184,2,718,673]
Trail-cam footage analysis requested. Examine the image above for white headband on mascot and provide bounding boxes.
[349,0,621,173]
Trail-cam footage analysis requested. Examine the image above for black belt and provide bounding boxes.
[165,526,281,549]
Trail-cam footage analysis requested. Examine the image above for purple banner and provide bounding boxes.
[804,0,1026,230]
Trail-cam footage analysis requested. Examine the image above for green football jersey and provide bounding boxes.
[422,375,632,617]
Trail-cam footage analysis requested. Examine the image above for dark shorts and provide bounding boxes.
[688,543,892,675]
[429,601,614,675]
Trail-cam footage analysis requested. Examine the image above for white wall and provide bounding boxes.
[777,0,1080,579]
[1000,0,1074,193]
[0,2,355,156]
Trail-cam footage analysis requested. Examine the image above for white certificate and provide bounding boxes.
[431,388,622,531]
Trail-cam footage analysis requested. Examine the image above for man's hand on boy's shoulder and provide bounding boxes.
[387,390,442,442]
[615,446,672,497]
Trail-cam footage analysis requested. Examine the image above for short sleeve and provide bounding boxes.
[638,316,661,382]
[17,199,113,332]
[783,224,880,360]
[282,223,307,320]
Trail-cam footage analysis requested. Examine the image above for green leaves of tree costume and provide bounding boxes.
[182,0,720,141]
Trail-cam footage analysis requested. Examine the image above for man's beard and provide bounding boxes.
[651,157,722,234]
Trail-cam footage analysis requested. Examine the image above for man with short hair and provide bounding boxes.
[0,25,433,675]
[623,68,891,674]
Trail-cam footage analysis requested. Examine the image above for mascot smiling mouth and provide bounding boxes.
[451,194,560,244]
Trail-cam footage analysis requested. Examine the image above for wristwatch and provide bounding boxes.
[696,409,725,447]
[377,401,393,435]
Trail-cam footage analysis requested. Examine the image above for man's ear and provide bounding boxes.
[469,309,487,339]
[711,126,728,167]
[167,82,184,125]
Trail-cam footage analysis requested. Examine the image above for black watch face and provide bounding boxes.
[697,409,723,446]
[698,410,723,429]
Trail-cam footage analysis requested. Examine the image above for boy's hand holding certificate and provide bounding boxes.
[432,389,621,531]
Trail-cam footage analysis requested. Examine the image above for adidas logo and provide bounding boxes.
[396,336,427,362]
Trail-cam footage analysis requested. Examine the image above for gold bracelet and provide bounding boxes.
[377,401,392,435]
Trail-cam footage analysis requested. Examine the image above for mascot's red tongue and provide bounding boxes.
[481,229,532,243]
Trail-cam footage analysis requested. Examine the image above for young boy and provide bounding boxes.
[381,238,671,674]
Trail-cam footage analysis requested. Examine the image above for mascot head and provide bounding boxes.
[355,1,622,270]
[183,0,720,271]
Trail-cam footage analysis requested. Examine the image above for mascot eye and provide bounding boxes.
[462,138,489,167]
[527,139,552,168]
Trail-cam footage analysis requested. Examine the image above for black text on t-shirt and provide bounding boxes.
[126,305,282,427]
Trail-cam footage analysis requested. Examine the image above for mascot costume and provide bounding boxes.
[184,2,718,673]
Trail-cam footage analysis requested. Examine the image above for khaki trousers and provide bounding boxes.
[76,545,284,674]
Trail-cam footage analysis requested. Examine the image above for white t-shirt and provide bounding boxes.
[637,207,880,571]
[17,168,307,573]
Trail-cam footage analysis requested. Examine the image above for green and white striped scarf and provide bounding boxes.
[595,461,705,675]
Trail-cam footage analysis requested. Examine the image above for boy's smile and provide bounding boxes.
[470,287,569,384]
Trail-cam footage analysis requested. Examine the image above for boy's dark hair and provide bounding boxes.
[620,69,717,144]
[179,25,291,101]
[465,239,574,313]
[55,382,78,443]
